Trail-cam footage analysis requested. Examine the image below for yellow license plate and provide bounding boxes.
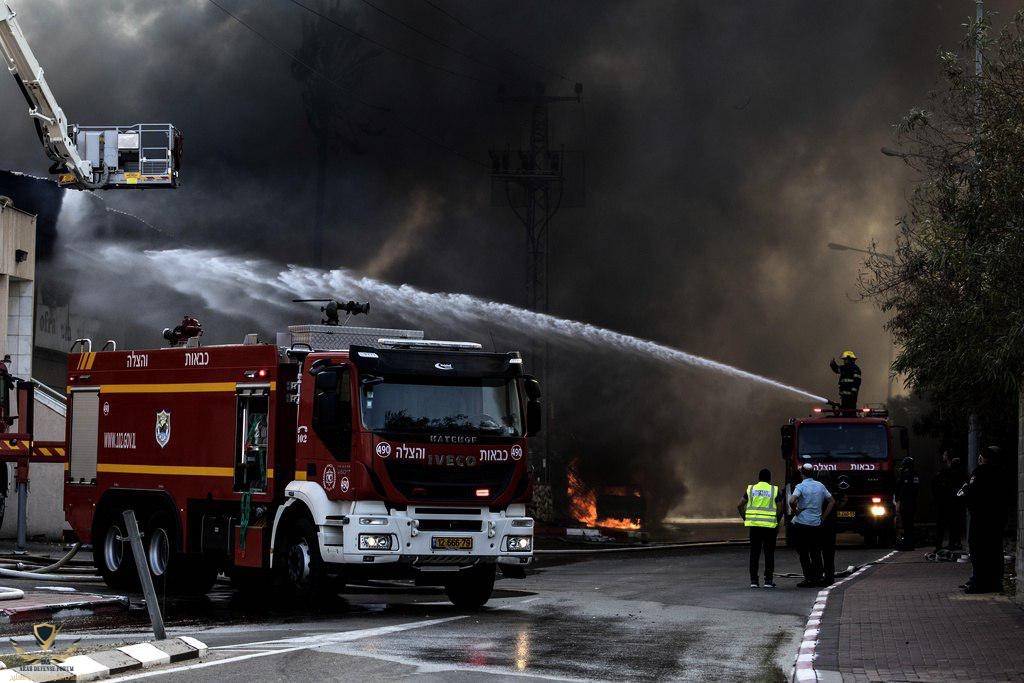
[837,511,856,518]
[431,536,473,550]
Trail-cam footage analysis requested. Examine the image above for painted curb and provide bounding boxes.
[0,637,207,681]
[791,551,897,682]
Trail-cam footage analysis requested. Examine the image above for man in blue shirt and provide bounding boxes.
[789,464,834,587]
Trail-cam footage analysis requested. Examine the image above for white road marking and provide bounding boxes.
[104,615,467,681]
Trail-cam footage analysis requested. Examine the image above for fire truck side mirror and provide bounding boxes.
[525,400,542,437]
[523,376,542,401]
[780,425,794,459]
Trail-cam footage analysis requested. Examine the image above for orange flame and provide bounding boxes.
[566,468,641,531]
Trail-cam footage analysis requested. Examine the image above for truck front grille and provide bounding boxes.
[383,462,515,502]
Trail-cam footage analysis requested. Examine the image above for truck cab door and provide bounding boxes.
[233,385,270,493]
[311,365,351,461]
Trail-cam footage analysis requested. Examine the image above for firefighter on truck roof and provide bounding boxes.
[829,350,861,411]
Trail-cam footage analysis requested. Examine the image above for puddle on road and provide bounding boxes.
[362,604,697,680]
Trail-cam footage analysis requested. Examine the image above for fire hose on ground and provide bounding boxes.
[0,543,105,587]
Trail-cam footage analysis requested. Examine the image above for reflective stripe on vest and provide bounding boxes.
[744,482,779,528]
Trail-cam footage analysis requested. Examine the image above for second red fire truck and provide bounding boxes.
[781,405,909,546]
[51,314,540,608]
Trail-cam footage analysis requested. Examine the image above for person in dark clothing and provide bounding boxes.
[829,351,862,411]
[819,473,845,586]
[960,446,1007,593]
[932,451,963,551]
[947,457,966,551]
[789,464,834,587]
[894,457,920,550]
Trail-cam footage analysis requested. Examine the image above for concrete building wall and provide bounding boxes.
[0,199,35,380]
[0,198,66,540]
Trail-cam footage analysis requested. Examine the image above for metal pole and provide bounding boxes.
[14,480,26,554]
[968,413,980,473]
[122,509,165,640]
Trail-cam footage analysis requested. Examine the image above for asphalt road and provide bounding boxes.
[0,540,885,681]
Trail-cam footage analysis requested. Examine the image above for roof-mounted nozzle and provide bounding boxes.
[293,298,370,326]
[163,315,202,347]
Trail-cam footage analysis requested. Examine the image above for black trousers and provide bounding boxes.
[969,524,1004,591]
[821,523,837,584]
[839,393,858,410]
[899,503,917,549]
[749,526,778,583]
[792,522,823,582]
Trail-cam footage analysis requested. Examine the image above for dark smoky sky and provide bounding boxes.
[1,1,1013,515]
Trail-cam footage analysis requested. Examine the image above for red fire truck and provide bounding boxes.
[781,405,909,546]
[53,320,540,608]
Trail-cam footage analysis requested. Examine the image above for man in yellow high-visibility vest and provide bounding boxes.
[738,468,784,588]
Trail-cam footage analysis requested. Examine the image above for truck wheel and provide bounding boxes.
[96,516,136,589]
[280,516,326,597]
[146,514,218,596]
[445,565,495,610]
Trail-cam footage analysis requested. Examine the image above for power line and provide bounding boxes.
[356,0,527,85]
[206,0,489,169]
[207,0,388,112]
[419,0,571,83]
[282,0,495,87]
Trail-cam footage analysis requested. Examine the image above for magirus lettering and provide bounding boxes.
[429,435,478,444]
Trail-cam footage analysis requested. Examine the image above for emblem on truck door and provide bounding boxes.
[323,464,337,491]
[511,445,523,460]
[155,410,171,448]
[375,442,392,458]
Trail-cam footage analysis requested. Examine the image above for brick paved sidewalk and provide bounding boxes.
[813,550,1024,682]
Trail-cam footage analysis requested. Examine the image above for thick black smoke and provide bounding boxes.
[0,1,1010,516]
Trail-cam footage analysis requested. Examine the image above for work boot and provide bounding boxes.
[763,581,776,589]
[796,580,817,588]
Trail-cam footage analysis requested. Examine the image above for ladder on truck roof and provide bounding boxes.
[0,3,181,190]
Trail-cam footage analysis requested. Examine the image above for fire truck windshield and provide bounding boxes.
[797,423,888,460]
[360,376,523,437]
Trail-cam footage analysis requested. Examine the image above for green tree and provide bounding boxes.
[862,10,1024,433]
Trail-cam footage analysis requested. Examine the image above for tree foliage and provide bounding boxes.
[862,11,1024,427]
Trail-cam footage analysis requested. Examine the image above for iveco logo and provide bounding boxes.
[838,476,851,490]
[434,363,454,371]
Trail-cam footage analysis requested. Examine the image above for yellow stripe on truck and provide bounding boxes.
[99,381,276,394]
[96,464,276,479]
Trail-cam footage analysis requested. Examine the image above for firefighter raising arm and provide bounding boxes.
[830,350,861,410]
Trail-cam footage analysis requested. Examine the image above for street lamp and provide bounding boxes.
[827,241,895,262]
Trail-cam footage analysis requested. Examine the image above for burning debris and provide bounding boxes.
[567,463,644,531]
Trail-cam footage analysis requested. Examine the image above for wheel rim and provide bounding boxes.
[287,538,311,586]
[147,527,171,577]
[103,523,125,572]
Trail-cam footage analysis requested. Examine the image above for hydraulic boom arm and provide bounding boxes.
[0,3,181,190]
